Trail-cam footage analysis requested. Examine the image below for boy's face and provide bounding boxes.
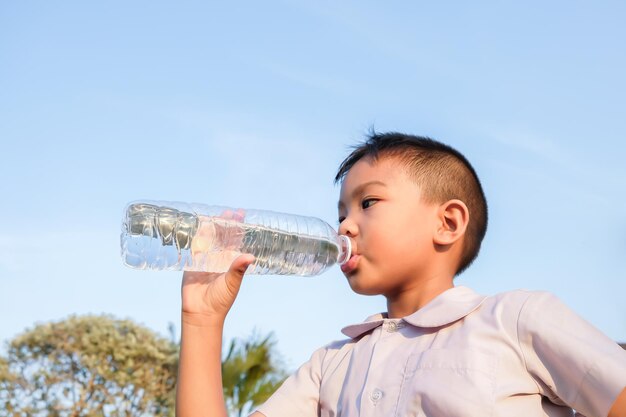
[337,156,440,296]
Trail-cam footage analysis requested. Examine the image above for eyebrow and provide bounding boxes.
[337,180,387,210]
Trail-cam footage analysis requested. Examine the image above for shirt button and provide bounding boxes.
[370,388,383,404]
[387,321,398,332]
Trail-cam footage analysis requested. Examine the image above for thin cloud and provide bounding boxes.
[487,128,566,163]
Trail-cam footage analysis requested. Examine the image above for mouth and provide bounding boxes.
[340,254,361,275]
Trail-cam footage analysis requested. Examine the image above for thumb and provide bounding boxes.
[225,254,256,294]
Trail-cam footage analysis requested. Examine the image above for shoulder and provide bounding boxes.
[466,289,570,343]
[481,288,566,316]
[476,288,546,321]
[491,289,589,332]
[488,288,547,304]
[306,338,356,370]
[497,288,626,376]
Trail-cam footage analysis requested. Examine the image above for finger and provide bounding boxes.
[233,208,246,222]
[218,208,246,222]
[182,270,216,286]
[224,254,255,294]
[182,270,205,281]
[221,209,234,219]
[229,253,256,275]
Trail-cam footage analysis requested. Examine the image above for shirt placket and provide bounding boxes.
[359,319,405,417]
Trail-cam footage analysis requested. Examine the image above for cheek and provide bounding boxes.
[392,230,432,261]
[363,217,429,256]
[364,228,394,252]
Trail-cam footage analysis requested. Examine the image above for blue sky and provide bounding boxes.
[1,1,625,369]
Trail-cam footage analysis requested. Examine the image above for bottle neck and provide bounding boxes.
[337,235,352,265]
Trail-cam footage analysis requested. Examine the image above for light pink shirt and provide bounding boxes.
[257,287,626,417]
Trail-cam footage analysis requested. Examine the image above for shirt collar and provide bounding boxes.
[341,286,487,339]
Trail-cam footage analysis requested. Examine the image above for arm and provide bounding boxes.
[609,388,626,417]
[176,254,256,417]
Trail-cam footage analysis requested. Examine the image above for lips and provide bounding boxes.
[341,254,361,274]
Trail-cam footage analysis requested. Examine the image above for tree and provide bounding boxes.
[222,333,287,417]
[0,315,178,417]
[1,316,287,417]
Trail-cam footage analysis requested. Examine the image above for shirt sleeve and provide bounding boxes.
[517,291,626,417]
[255,344,326,417]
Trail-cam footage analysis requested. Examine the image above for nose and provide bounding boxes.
[338,215,358,237]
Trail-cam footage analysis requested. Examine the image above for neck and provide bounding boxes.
[386,274,454,318]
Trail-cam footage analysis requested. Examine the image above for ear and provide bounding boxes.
[433,199,469,246]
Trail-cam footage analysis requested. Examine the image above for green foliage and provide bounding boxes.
[0,315,178,417]
[0,316,286,417]
[222,333,287,417]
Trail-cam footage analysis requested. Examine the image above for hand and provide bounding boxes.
[192,209,247,252]
[181,254,256,324]
[191,209,247,272]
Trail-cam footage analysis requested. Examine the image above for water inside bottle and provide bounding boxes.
[191,218,341,275]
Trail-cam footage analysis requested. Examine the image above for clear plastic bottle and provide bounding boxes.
[120,200,351,276]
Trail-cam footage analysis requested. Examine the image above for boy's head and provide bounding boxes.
[335,132,488,276]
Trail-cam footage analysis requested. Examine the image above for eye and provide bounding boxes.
[361,198,378,209]
[337,215,346,224]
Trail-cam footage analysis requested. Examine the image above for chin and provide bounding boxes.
[346,275,383,296]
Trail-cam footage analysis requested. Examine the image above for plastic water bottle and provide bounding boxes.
[120,200,351,276]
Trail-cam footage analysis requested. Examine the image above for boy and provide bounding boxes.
[176,132,626,416]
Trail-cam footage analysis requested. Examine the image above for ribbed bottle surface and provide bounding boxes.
[120,201,350,276]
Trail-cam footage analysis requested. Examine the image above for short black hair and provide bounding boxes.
[335,131,488,275]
